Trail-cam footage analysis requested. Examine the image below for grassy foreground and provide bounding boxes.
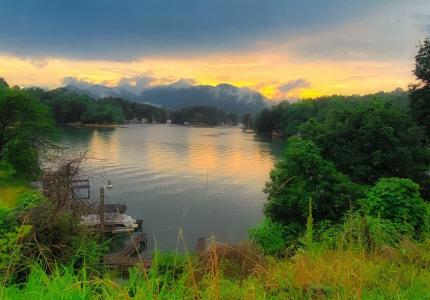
[2,237,430,300]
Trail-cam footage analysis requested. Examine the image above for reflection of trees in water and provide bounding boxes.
[60,126,116,145]
[58,127,120,190]
[253,133,284,160]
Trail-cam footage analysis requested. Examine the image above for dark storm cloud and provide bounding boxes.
[0,0,385,60]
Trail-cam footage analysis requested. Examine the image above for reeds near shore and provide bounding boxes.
[2,233,430,300]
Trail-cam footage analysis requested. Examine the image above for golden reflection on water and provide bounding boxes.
[79,125,279,185]
[61,125,282,249]
[86,129,121,164]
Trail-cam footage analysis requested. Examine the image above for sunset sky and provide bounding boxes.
[1,0,430,100]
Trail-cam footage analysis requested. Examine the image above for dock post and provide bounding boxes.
[100,187,105,233]
[196,237,206,255]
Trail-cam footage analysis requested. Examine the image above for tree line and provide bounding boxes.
[25,87,168,125]
[250,40,430,254]
[170,106,238,126]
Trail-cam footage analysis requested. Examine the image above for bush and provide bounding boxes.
[264,138,363,237]
[314,212,401,250]
[0,161,16,182]
[299,100,430,195]
[249,217,287,255]
[360,178,429,237]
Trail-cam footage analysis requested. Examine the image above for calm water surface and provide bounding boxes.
[60,124,283,251]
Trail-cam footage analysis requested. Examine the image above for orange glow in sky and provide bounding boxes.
[0,50,413,101]
[1,0,428,100]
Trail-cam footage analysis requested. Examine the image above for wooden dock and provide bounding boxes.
[103,256,152,268]
[103,232,150,268]
[102,236,206,269]
[119,232,148,256]
[196,237,206,255]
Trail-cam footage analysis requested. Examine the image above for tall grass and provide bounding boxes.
[3,238,430,299]
[3,217,430,299]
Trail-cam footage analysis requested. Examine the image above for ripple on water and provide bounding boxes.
[60,125,282,251]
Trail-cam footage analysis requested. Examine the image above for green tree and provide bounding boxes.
[242,113,253,129]
[0,78,9,89]
[249,217,287,255]
[0,88,55,178]
[264,138,362,237]
[170,106,226,126]
[226,112,238,126]
[81,103,125,124]
[360,177,429,237]
[300,100,430,196]
[410,38,430,137]
[254,91,409,138]
[254,107,281,132]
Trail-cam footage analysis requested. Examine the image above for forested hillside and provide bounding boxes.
[25,87,167,125]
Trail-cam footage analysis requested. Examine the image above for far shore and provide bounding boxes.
[64,122,123,128]
[64,122,244,129]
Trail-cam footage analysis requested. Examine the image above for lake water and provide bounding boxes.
[60,124,284,252]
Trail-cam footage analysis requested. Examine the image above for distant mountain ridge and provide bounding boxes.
[64,80,269,115]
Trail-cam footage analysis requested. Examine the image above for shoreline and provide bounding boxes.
[63,122,122,128]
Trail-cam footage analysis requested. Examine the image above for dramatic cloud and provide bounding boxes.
[0,1,428,99]
[0,0,389,60]
[287,3,430,62]
[168,78,197,89]
[63,75,200,97]
[278,79,310,93]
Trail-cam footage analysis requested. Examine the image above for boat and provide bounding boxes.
[106,179,113,188]
[80,211,140,234]
[80,203,141,234]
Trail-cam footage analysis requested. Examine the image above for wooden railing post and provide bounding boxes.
[100,187,105,233]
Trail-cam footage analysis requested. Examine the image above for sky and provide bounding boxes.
[1,0,430,100]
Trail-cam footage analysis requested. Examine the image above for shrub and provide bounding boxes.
[315,212,400,250]
[264,138,363,238]
[0,161,16,182]
[360,178,429,237]
[249,217,288,255]
[299,100,430,194]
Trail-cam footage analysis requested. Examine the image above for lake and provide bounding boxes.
[59,124,284,252]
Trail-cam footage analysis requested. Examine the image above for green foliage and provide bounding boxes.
[81,103,125,124]
[254,106,283,132]
[303,198,314,250]
[264,137,362,240]
[0,188,89,283]
[70,235,110,269]
[4,236,430,299]
[25,88,168,125]
[0,78,8,89]
[151,251,188,289]
[300,100,430,195]
[414,38,430,85]
[249,217,287,255]
[98,97,168,123]
[0,225,33,284]
[410,38,430,137]
[3,140,42,178]
[409,86,430,138]
[23,201,82,263]
[170,106,233,126]
[0,191,36,234]
[0,161,15,182]
[309,212,401,251]
[13,190,45,211]
[0,87,56,178]
[360,177,429,237]
[242,112,253,129]
[254,90,409,135]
